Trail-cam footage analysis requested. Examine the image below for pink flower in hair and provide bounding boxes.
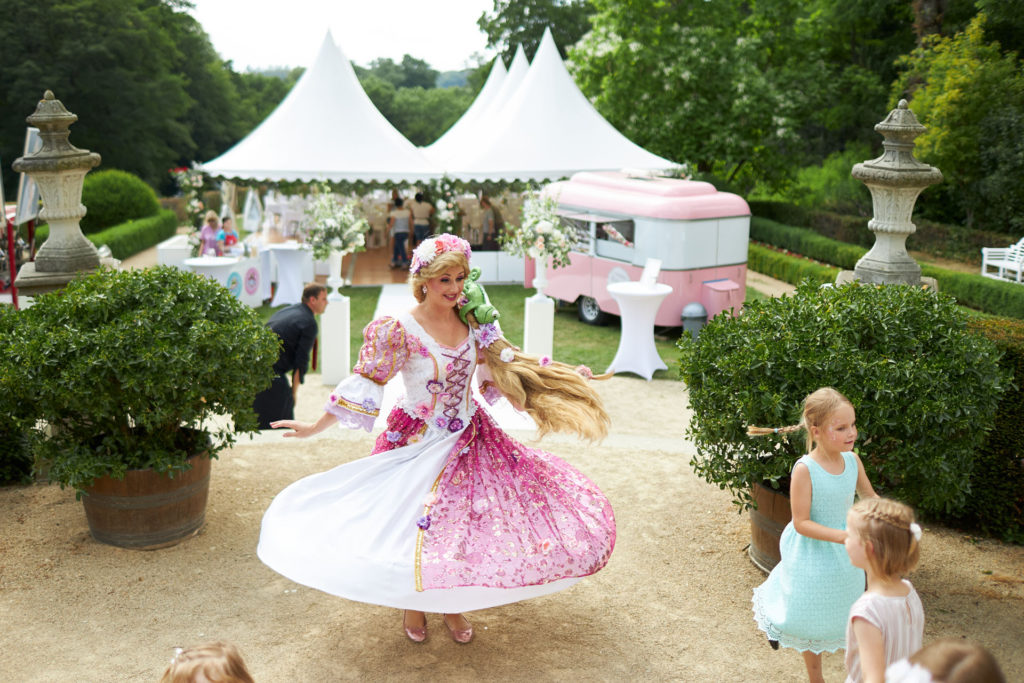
[538,355,552,367]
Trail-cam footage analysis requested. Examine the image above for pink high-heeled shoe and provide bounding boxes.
[403,610,427,643]
[443,613,473,644]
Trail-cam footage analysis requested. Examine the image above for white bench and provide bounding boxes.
[981,238,1024,283]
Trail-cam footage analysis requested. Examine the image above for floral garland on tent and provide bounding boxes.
[499,192,574,268]
[301,183,371,260]
[426,175,462,235]
[170,165,206,229]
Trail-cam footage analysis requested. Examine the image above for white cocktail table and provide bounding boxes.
[605,281,673,380]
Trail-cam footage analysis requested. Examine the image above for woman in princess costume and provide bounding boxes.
[257,234,616,644]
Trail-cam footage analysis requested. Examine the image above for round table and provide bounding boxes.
[605,281,673,380]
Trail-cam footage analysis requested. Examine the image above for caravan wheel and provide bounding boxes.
[577,296,610,325]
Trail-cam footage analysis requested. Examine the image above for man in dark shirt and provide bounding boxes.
[253,283,328,428]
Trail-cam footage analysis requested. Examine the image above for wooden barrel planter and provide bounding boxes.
[748,482,792,574]
[81,454,211,550]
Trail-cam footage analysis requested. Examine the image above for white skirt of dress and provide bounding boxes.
[257,428,580,612]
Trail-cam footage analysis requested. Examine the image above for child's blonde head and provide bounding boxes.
[848,497,920,578]
[747,386,854,452]
[907,638,1005,682]
[159,641,255,683]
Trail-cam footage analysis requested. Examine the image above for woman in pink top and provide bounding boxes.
[197,210,223,256]
[844,498,925,683]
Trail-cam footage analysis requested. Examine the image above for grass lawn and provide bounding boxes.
[254,284,768,382]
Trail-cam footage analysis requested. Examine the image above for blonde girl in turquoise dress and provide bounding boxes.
[750,388,878,683]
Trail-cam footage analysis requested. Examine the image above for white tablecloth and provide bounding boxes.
[184,255,264,308]
[266,243,314,307]
[605,281,673,381]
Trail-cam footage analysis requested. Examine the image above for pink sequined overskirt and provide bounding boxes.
[258,404,616,612]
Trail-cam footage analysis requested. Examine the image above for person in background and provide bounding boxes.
[409,192,434,247]
[198,210,224,256]
[159,641,255,683]
[217,216,240,253]
[388,197,412,269]
[253,283,328,429]
[479,195,503,251]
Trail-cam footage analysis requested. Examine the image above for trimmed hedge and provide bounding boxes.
[747,243,839,287]
[750,217,1024,319]
[748,200,1014,265]
[959,317,1024,543]
[80,169,160,234]
[87,209,178,260]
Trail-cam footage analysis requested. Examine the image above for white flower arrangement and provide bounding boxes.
[499,192,574,268]
[170,165,206,228]
[301,183,371,260]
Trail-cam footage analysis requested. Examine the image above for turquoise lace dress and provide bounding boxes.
[752,452,865,653]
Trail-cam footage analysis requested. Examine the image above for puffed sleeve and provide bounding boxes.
[323,317,411,431]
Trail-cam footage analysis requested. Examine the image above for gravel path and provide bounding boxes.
[1,376,1021,682]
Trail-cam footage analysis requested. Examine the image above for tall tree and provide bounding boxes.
[478,0,593,62]
[570,0,802,190]
[0,0,192,190]
[894,13,1024,231]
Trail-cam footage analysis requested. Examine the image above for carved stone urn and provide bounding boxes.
[847,100,943,286]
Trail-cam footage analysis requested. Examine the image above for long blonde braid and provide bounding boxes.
[746,387,853,453]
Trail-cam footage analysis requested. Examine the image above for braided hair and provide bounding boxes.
[746,387,854,453]
[848,497,921,577]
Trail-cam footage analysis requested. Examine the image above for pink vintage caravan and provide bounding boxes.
[535,171,750,326]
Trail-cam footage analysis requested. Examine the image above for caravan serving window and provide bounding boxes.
[596,219,635,247]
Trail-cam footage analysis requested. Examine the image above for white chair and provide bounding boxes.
[981,237,1024,283]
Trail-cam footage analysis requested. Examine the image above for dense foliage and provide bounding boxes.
[679,281,1009,518]
[961,317,1024,543]
[79,169,160,234]
[0,306,34,485]
[477,0,593,62]
[4,267,280,494]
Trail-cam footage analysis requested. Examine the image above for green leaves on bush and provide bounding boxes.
[4,266,280,494]
[80,169,160,234]
[679,281,1009,517]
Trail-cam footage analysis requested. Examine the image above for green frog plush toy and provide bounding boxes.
[458,267,499,325]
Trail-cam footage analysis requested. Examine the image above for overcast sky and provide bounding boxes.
[188,0,497,72]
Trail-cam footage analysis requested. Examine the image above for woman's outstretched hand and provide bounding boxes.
[270,420,315,438]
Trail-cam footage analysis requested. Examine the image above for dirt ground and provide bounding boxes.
[1,376,1022,682]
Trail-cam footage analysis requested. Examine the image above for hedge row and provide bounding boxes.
[748,199,1014,265]
[86,209,179,260]
[959,317,1024,543]
[750,217,1024,319]
[746,242,839,286]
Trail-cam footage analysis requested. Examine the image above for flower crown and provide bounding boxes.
[410,234,472,273]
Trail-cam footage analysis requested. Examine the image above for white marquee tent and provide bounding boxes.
[440,28,676,182]
[423,56,507,167]
[200,31,441,183]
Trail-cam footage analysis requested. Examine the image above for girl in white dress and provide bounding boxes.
[844,497,925,683]
[258,235,616,644]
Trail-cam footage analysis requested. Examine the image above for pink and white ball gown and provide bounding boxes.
[257,313,616,612]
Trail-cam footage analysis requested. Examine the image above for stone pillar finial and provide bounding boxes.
[13,90,102,284]
[847,100,943,286]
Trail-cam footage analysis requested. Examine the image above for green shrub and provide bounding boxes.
[679,281,1009,517]
[751,217,866,270]
[80,169,160,234]
[86,209,178,260]
[788,144,873,215]
[957,318,1024,543]
[0,306,34,485]
[5,266,280,494]
[746,243,838,287]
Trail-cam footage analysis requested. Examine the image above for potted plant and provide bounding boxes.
[677,281,1007,571]
[6,266,280,548]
